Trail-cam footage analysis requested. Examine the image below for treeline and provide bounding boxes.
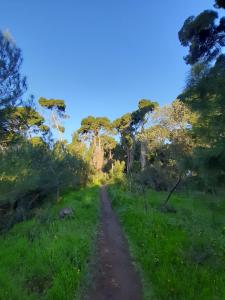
[1,0,224,228]
[0,31,89,230]
[75,0,225,200]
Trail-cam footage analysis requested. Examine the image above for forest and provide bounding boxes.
[1,0,225,299]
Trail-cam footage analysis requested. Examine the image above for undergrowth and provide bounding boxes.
[109,184,225,300]
[0,186,100,300]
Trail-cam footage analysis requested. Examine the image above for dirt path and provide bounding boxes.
[88,186,142,300]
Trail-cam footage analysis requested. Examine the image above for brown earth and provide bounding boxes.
[88,186,142,300]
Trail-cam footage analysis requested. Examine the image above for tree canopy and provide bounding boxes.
[178,4,225,65]
[38,97,66,111]
[215,0,225,9]
[78,116,112,138]
[0,30,27,109]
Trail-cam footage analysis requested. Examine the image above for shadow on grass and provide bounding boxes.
[0,186,100,300]
[108,183,225,300]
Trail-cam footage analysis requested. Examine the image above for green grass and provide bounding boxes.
[0,186,100,300]
[109,184,225,300]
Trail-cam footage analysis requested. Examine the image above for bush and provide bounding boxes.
[0,140,89,231]
[109,160,125,183]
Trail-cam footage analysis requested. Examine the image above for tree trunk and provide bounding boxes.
[51,111,62,141]
[126,149,130,173]
[127,147,134,173]
[140,141,146,171]
[92,135,97,169]
[92,135,104,171]
[164,174,182,206]
[109,149,114,172]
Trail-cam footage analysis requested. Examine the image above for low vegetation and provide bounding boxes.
[0,187,100,300]
[109,184,225,300]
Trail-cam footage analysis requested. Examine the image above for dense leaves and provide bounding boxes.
[0,31,27,108]
[176,1,225,191]
[0,30,28,145]
[179,9,225,64]
[38,97,66,111]
[215,0,225,9]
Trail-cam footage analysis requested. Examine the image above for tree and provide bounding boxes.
[215,0,225,9]
[153,100,195,167]
[0,30,27,146]
[68,131,87,160]
[178,0,225,191]
[7,107,48,136]
[0,96,50,146]
[153,100,195,203]
[38,97,67,141]
[132,99,158,170]
[179,55,225,190]
[78,116,112,171]
[137,100,195,202]
[0,32,90,230]
[113,100,158,173]
[101,135,117,161]
[113,113,134,173]
[178,9,225,65]
[0,30,27,108]
[101,134,117,171]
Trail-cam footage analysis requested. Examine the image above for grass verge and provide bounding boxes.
[0,186,100,300]
[109,184,225,300]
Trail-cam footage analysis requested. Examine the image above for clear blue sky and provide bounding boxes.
[1,0,213,141]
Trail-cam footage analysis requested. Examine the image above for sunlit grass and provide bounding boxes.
[0,186,100,300]
[109,185,225,300]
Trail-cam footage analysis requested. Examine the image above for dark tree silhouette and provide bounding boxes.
[215,0,225,9]
[179,10,225,65]
[0,31,27,108]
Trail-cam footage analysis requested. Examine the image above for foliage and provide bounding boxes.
[113,113,134,171]
[109,160,125,183]
[68,132,88,161]
[101,135,117,156]
[176,0,225,191]
[178,9,225,65]
[113,100,158,173]
[78,116,112,171]
[109,184,225,300]
[78,116,112,138]
[0,187,100,300]
[179,58,225,189]
[0,30,27,109]
[131,99,158,131]
[38,97,68,140]
[132,100,195,194]
[215,0,225,9]
[38,98,66,111]
[0,30,28,145]
[8,105,48,135]
[0,140,89,231]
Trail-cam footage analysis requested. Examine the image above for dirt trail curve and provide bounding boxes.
[88,186,142,300]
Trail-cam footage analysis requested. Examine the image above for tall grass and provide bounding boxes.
[109,185,225,300]
[0,186,100,300]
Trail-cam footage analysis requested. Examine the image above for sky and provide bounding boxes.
[1,0,214,141]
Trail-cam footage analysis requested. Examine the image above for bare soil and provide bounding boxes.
[88,186,142,300]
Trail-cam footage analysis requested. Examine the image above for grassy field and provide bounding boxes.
[109,184,225,300]
[0,186,100,300]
